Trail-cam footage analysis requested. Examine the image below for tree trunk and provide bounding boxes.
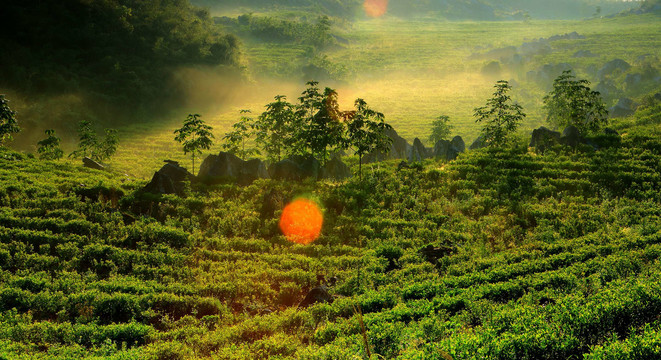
[359,155,362,181]
[192,155,195,176]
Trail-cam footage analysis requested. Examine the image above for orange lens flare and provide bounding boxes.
[363,0,388,17]
[279,199,323,245]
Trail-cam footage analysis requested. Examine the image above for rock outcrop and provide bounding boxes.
[469,135,487,150]
[143,162,194,195]
[363,128,411,163]
[560,126,582,147]
[82,157,105,171]
[530,126,561,151]
[609,98,637,118]
[408,137,432,162]
[451,136,466,153]
[597,59,631,80]
[320,156,352,181]
[433,138,462,161]
[270,155,321,181]
[198,151,269,185]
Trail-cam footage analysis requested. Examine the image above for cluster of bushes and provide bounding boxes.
[0,93,660,358]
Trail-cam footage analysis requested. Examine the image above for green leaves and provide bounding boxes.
[543,70,608,135]
[222,110,259,160]
[254,96,297,163]
[174,114,215,172]
[69,120,119,162]
[429,115,454,144]
[345,98,392,179]
[0,95,20,146]
[474,80,526,147]
[37,129,63,160]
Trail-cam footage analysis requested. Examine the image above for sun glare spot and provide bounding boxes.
[279,198,323,245]
[363,0,388,18]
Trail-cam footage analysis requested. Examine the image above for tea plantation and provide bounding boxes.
[0,99,659,359]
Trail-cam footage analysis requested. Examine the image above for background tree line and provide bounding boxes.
[220,81,392,178]
[0,0,240,116]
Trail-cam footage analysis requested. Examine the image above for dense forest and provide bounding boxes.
[0,0,241,145]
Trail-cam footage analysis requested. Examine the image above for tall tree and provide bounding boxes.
[543,70,608,135]
[69,120,98,160]
[302,87,345,164]
[474,80,526,147]
[174,114,214,173]
[428,115,454,144]
[345,99,392,180]
[37,129,63,160]
[254,96,296,163]
[0,95,20,146]
[69,120,119,162]
[222,110,258,160]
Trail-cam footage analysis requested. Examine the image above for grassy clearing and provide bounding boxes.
[72,14,661,178]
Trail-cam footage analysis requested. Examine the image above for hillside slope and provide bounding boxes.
[0,103,659,358]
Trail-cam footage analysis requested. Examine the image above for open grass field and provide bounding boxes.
[96,14,661,178]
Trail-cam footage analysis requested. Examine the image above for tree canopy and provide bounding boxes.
[474,80,526,147]
[0,0,239,114]
[174,114,215,173]
[543,70,608,135]
[0,95,20,146]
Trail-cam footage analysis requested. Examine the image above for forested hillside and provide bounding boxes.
[0,0,240,145]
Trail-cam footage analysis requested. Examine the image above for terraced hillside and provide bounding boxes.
[0,102,660,358]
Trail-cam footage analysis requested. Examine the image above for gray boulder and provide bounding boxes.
[597,59,631,80]
[298,285,333,308]
[594,81,620,101]
[82,157,105,171]
[451,136,466,153]
[433,139,460,161]
[270,159,300,181]
[270,155,321,181]
[143,162,194,195]
[469,135,486,150]
[408,138,432,162]
[530,126,561,151]
[240,159,270,185]
[198,151,269,185]
[363,127,411,163]
[320,156,352,181]
[609,98,637,118]
[560,126,582,147]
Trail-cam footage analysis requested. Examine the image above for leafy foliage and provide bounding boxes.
[301,87,345,164]
[36,129,63,160]
[543,70,609,135]
[0,103,660,358]
[254,96,297,163]
[345,99,392,179]
[222,110,258,160]
[174,114,214,173]
[0,0,239,120]
[69,120,119,162]
[474,80,526,147]
[428,115,454,144]
[0,95,20,146]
